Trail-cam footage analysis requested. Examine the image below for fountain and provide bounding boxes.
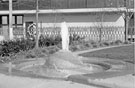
[16,21,107,78]
[61,21,69,51]
[41,21,90,77]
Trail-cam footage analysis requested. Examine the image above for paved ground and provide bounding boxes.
[70,44,134,88]
[0,73,98,88]
[0,44,134,88]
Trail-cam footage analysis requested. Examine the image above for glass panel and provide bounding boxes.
[12,16,15,24]
[17,16,23,24]
[2,16,8,24]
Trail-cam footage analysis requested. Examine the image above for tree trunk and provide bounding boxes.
[125,15,129,42]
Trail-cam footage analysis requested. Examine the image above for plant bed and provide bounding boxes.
[0,35,130,64]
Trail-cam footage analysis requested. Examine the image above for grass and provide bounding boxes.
[80,44,134,64]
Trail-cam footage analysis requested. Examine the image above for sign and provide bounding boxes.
[25,22,37,40]
[27,23,36,36]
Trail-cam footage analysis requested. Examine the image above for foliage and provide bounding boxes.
[0,31,127,63]
[39,35,61,47]
[0,38,35,57]
[114,40,123,45]
[0,45,60,63]
[124,41,131,44]
[69,34,85,45]
[17,46,60,59]
[0,56,11,63]
[100,41,110,47]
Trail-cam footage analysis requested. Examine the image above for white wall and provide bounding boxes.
[24,12,124,28]
[23,12,125,41]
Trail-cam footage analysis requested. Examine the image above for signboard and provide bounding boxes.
[25,22,36,40]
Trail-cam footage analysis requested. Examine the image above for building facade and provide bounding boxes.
[0,0,134,41]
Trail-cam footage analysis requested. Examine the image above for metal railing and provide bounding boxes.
[41,26,125,42]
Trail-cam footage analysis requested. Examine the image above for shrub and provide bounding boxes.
[9,46,59,60]
[89,40,97,45]
[56,43,62,49]
[41,46,60,54]
[114,40,123,45]
[79,44,87,50]
[110,41,116,45]
[0,38,35,57]
[84,43,93,48]
[92,44,99,48]
[89,41,99,48]
[25,48,46,58]
[124,41,131,44]
[69,34,85,45]
[69,45,79,51]
[0,56,11,63]
[102,42,110,46]
[39,35,61,47]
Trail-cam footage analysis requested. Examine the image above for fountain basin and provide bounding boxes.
[13,51,111,78]
[14,59,110,78]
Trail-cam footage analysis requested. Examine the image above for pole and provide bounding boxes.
[124,0,128,42]
[9,0,14,40]
[8,62,12,75]
[35,0,39,48]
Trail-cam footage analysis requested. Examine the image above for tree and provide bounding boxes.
[122,0,134,42]
[93,12,105,42]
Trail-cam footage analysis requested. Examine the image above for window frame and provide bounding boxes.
[0,15,24,28]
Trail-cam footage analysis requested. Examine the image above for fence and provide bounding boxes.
[0,26,125,42]
[41,26,125,42]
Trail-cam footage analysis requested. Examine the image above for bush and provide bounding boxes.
[39,34,85,48]
[0,56,11,63]
[84,43,93,48]
[0,38,35,57]
[110,41,116,45]
[25,48,46,58]
[39,35,61,47]
[124,41,131,44]
[14,46,59,59]
[41,46,60,54]
[89,40,97,45]
[101,42,110,46]
[89,41,99,48]
[114,40,123,45]
[69,45,79,51]
[69,34,85,45]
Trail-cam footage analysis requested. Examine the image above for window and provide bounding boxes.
[2,16,8,24]
[17,16,23,24]
[12,16,15,24]
[0,15,23,28]
[12,15,23,25]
